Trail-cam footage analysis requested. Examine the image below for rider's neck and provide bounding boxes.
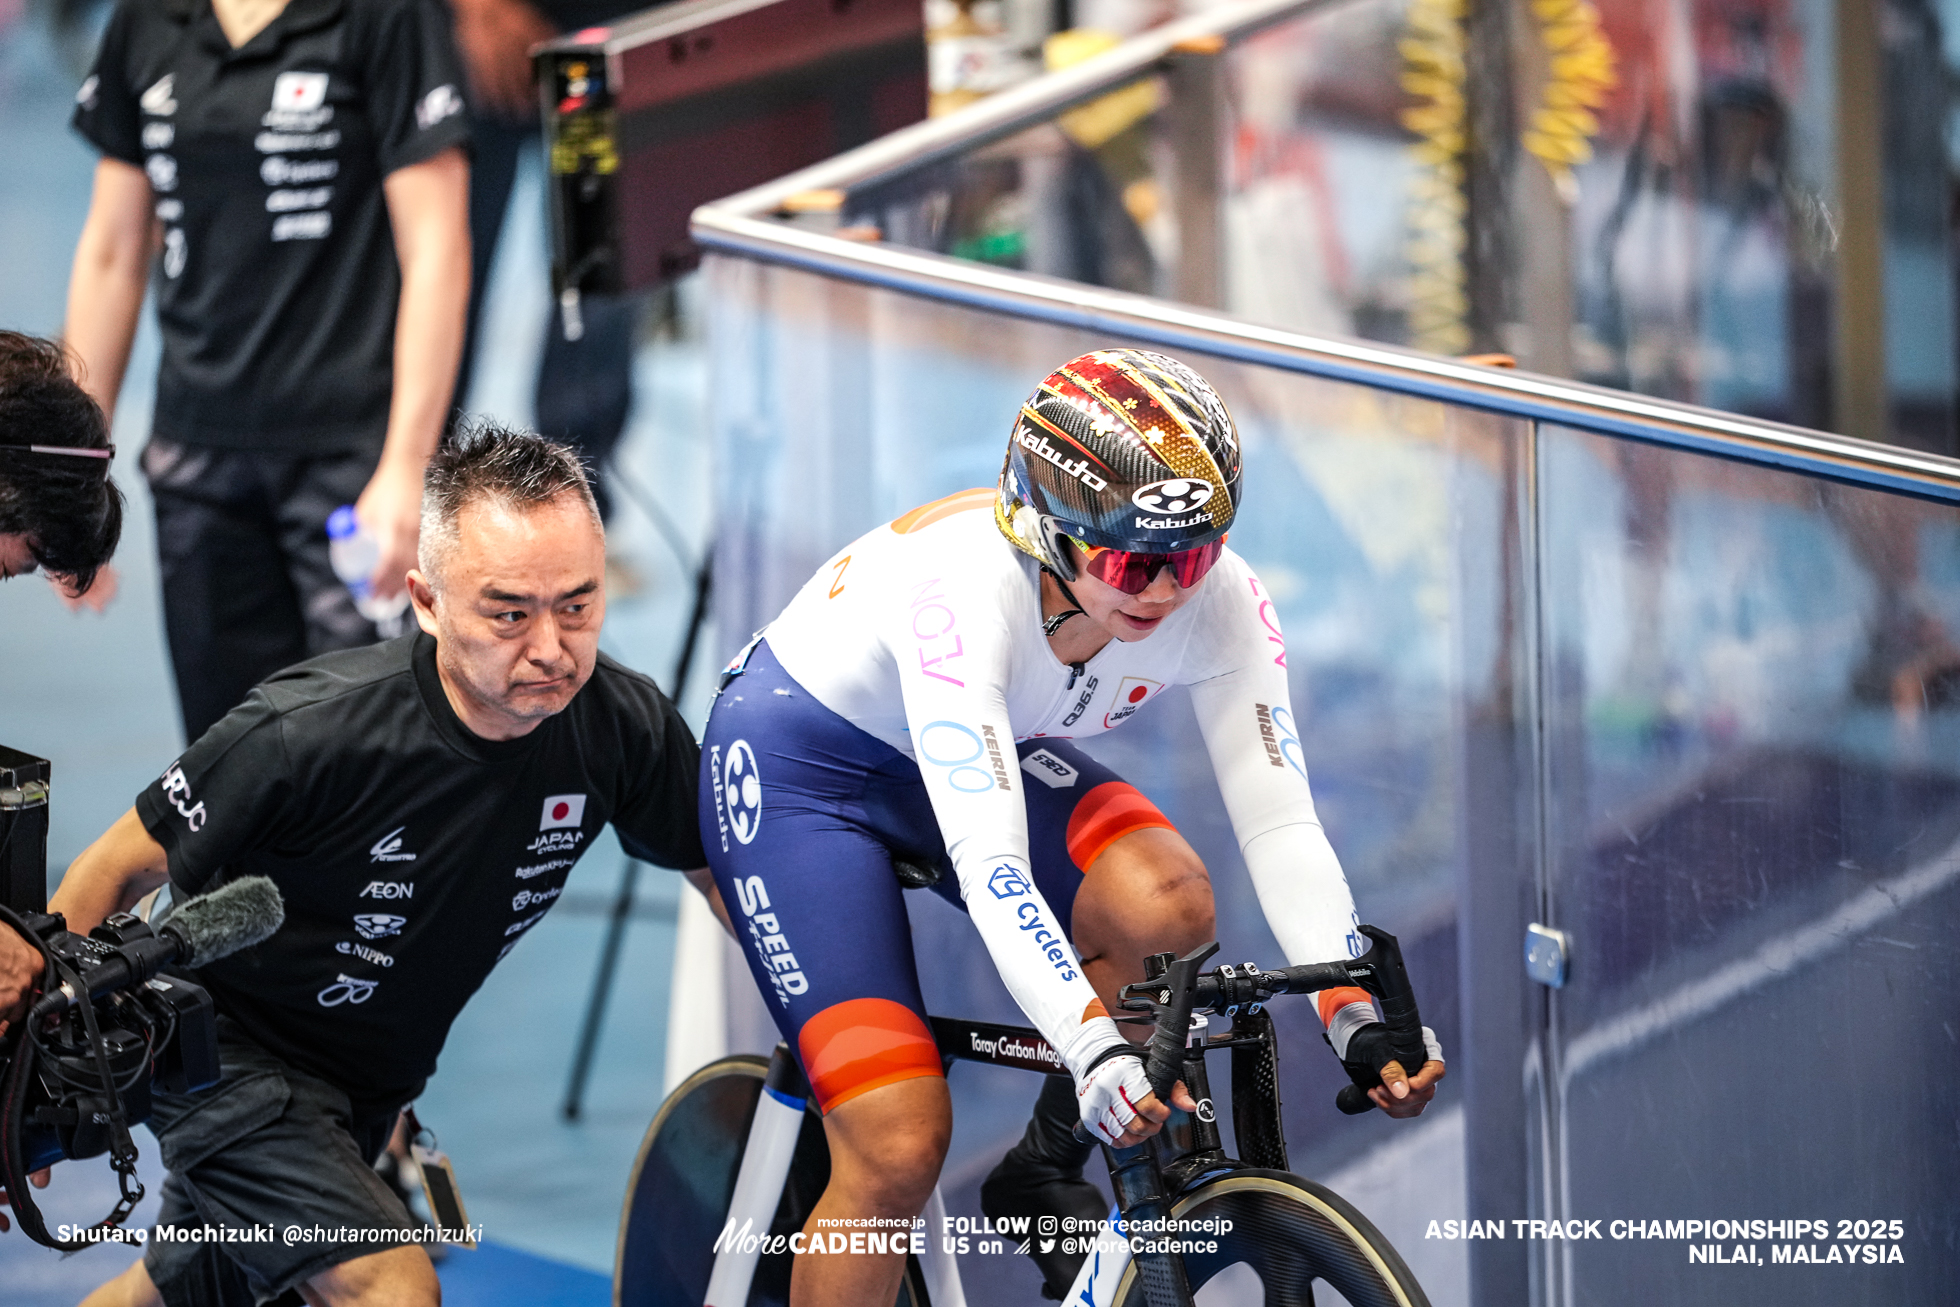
[1041,570,1115,666]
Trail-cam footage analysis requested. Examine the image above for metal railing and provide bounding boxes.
[690,0,1960,503]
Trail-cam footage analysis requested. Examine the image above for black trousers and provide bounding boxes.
[459,116,639,520]
[145,440,380,742]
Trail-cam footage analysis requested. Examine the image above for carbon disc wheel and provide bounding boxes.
[1113,1170,1429,1307]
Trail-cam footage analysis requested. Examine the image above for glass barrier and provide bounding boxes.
[843,0,1421,336]
[1533,425,1960,1303]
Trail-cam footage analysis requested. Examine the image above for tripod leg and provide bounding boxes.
[562,859,642,1119]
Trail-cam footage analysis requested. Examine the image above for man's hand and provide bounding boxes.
[1368,1057,1446,1119]
[354,457,424,602]
[452,0,558,119]
[1107,1079,1201,1148]
[0,924,43,1040]
[0,1168,52,1235]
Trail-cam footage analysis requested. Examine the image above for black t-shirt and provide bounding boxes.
[73,0,470,453]
[134,633,704,1110]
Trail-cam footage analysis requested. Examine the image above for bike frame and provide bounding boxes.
[700,930,1423,1307]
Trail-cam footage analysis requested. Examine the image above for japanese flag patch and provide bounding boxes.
[540,794,587,830]
[272,72,328,112]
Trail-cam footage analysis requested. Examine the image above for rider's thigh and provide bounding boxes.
[1070,825,1215,972]
[821,1074,953,1213]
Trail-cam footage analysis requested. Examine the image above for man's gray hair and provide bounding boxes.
[419,420,601,585]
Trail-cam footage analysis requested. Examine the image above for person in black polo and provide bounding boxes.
[64,0,473,741]
[44,425,708,1307]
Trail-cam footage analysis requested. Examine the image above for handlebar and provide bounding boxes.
[1117,925,1430,1117]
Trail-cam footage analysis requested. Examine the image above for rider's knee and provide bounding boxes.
[1085,826,1215,943]
[824,1076,952,1212]
[844,1123,950,1210]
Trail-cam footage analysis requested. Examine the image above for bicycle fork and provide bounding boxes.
[706,1049,810,1307]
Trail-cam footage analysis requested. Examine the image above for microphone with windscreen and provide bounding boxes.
[30,875,285,1021]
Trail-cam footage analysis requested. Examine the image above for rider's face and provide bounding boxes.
[1064,542,1202,642]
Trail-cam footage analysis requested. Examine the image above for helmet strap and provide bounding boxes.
[1040,568,1087,637]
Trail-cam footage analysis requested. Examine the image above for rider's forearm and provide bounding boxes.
[1239,823,1376,1056]
[889,598,1117,1058]
[948,845,1119,1068]
[1188,656,1379,1052]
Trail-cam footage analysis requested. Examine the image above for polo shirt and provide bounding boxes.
[73,0,471,453]
[135,632,706,1110]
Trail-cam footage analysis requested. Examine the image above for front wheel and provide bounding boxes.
[1113,1169,1429,1307]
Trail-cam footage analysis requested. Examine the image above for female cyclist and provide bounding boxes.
[699,348,1444,1304]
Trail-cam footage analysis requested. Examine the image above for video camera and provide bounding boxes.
[1,745,283,1250]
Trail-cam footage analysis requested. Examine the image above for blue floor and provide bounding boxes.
[0,8,710,1300]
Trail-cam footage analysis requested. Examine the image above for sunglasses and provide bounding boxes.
[1068,535,1226,595]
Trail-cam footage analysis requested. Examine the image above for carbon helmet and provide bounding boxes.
[995,349,1241,580]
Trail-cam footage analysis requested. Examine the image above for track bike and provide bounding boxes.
[615,927,1433,1307]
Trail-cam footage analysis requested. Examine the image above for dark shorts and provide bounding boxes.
[699,639,1177,1114]
[140,1017,418,1307]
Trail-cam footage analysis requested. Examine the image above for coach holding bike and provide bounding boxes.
[26,425,706,1307]
[701,349,1446,1303]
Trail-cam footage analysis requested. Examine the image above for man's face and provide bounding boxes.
[0,532,38,581]
[406,495,606,740]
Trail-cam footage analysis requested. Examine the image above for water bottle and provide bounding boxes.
[326,504,409,637]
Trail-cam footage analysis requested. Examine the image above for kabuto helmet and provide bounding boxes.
[995,349,1242,581]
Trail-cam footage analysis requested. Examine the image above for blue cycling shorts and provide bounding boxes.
[699,639,1177,1113]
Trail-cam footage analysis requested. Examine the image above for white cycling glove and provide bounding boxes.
[1056,1017,1158,1144]
[1076,1050,1157,1144]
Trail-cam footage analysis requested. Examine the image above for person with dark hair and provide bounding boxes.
[0,330,124,596]
[24,423,709,1306]
[64,0,474,742]
[0,330,124,1232]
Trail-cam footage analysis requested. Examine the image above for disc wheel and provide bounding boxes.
[1113,1170,1429,1307]
[614,1054,932,1306]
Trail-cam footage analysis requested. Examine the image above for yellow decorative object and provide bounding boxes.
[1521,0,1616,200]
[1399,0,1470,354]
[1046,29,1163,150]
